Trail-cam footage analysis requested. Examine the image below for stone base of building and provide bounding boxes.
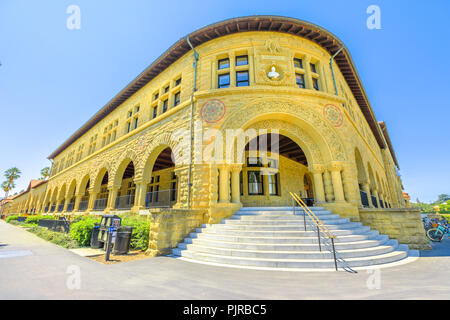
[207,202,242,224]
[322,202,361,222]
[359,207,431,250]
[146,208,207,257]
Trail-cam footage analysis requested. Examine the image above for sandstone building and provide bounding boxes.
[3,16,428,257]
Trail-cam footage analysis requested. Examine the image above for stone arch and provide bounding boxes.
[66,179,77,200]
[367,162,376,190]
[219,98,347,164]
[112,158,136,187]
[76,174,91,195]
[354,147,367,185]
[57,183,67,201]
[92,167,109,193]
[141,145,176,183]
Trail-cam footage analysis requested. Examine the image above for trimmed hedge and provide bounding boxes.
[5,215,18,223]
[28,226,79,248]
[120,215,151,251]
[69,216,100,247]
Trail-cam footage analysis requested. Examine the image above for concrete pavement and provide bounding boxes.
[0,220,449,299]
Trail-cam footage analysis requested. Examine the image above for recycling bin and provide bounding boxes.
[113,226,133,255]
[90,223,102,248]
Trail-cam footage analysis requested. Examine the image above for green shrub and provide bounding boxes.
[120,215,151,251]
[5,215,18,223]
[28,226,78,249]
[25,215,40,225]
[69,216,100,247]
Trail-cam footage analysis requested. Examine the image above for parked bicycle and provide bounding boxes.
[426,220,450,242]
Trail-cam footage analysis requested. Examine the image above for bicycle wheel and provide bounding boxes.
[427,228,444,242]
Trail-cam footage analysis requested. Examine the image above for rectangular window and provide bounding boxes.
[162,99,168,113]
[152,106,158,119]
[235,55,248,66]
[296,73,305,88]
[247,157,263,167]
[126,121,131,133]
[175,78,181,86]
[127,111,132,118]
[312,78,319,91]
[267,158,279,169]
[268,174,279,195]
[156,175,160,183]
[218,73,230,88]
[247,171,264,195]
[236,71,249,87]
[154,93,159,100]
[218,58,230,70]
[164,85,170,93]
[174,92,180,106]
[111,130,116,141]
[171,182,176,201]
[294,58,303,69]
[133,117,138,129]
[310,63,317,73]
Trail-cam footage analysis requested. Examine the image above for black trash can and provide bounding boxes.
[90,223,102,248]
[113,226,133,255]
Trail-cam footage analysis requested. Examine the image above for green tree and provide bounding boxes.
[0,167,21,214]
[437,194,450,204]
[40,167,50,180]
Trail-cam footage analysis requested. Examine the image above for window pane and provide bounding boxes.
[310,63,317,73]
[294,58,303,69]
[163,100,168,112]
[218,73,230,88]
[248,171,264,195]
[247,157,263,167]
[268,174,278,195]
[236,55,248,66]
[218,58,230,69]
[296,73,305,88]
[236,71,249,87]
[312,78,319,90]
[175,78,181,86]
[153,107,157,118]
[174,92,180,106]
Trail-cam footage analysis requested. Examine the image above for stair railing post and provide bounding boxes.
[303,209,307,232]
[317,225,321,252]
[331,237,338,271]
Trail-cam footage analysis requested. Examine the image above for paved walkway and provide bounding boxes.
[0,220,449,299]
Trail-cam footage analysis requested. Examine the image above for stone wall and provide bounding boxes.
[146,208,207,256]
[359,208,431,250]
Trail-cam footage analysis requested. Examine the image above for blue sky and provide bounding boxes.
[0,0,449,203]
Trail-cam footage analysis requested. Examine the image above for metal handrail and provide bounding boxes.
[290,192,334,238]
[289,192,356,273]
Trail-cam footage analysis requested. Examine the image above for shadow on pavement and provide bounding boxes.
[420,239,450,257]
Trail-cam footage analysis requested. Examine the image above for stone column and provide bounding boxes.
[106,186,120,212]
[87,191,98,211]
[62,195,70,213]
[329,163,346,203]
[304,56,314,90]
[362,183,374,208]
[373,189,381,208]
[218,165,230,203]
[230,165,242,204]
[310,165,325,203]
[73,194,83,212]
[229,53,236,87]
[323,170,334,202]
[132,180,148,212]
[248,48,255,85]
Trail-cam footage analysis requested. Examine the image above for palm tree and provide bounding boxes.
[0,167,21,214]
[40,167,50,180]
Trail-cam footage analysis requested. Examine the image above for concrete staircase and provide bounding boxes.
[172,207,415,270]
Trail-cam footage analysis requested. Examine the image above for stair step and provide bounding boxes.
[195,226,371,237]
[190,230,381,244]
[174,247,408,268]
[185,236,392,251]
[176,240,398,259]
